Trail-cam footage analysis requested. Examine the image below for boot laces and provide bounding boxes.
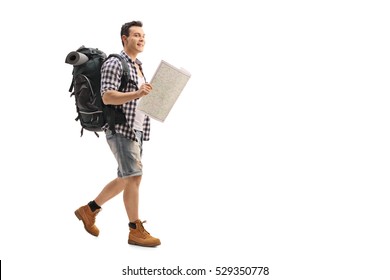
[139,220,150,235]
[91,209,101,222]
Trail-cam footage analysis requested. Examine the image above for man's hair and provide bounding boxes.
[120,21,143,45]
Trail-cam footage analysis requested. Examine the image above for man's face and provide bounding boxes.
[124,26,145,53]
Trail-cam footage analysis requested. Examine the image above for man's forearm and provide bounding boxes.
[102,90,141,105]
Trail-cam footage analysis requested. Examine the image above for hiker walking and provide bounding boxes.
[75,21,160,247]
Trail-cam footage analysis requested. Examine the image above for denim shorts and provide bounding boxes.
[105,130,143,178]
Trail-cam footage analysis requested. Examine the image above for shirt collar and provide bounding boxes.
[120,50,142,66]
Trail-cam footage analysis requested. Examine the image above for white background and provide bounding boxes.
[0,0,389,279]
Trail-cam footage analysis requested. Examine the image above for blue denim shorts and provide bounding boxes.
[105,130,143,178]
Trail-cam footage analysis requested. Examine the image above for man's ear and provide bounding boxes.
[121,35,128,45]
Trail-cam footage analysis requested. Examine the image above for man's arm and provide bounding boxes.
[102,83,153,105]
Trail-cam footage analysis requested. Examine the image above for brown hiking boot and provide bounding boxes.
[75,205,101,237]
[128,220,161,247]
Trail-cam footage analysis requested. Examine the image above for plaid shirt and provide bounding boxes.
[100,50,151,141]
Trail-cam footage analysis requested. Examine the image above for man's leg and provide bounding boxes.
[75,178,125,236]
[123,175,161,247]
[95,178,126,206]
[122,175,141,222]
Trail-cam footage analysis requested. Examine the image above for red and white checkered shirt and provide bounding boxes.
[100,50,151,141]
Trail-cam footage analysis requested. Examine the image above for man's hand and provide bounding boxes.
[137,83,153,97]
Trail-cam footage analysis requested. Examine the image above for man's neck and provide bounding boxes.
[124,49,138,62]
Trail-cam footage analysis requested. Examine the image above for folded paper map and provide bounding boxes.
[137,60,191,122]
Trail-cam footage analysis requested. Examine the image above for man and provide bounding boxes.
[75,21,161,247]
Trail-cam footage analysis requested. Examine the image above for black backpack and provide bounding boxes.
[65,46,129,137]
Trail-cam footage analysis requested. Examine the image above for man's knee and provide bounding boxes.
[122,175,142,188]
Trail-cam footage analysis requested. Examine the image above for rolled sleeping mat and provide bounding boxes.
[65,51,89,66]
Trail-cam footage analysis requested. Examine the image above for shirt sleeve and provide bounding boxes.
[100,57,122,96]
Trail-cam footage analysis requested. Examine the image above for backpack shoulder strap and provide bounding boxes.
[104,54,130,135]
[107,54,130,92]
